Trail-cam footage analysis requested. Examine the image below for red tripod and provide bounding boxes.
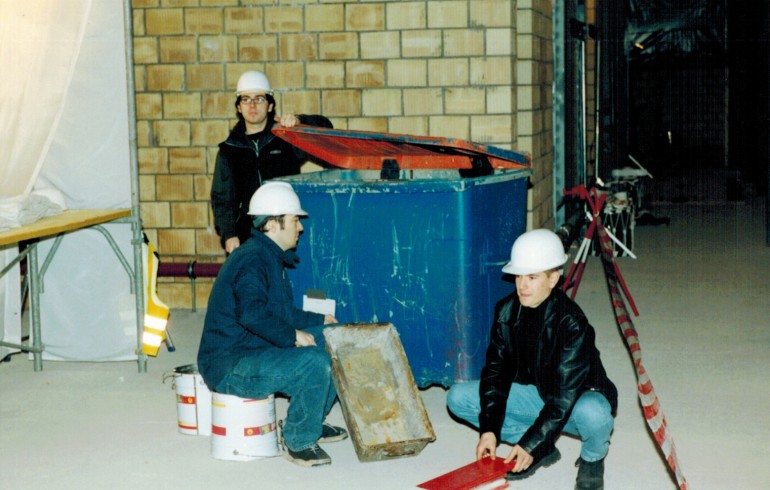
[560,185,639,316]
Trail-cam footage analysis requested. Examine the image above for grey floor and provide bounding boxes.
[2,198,769,490]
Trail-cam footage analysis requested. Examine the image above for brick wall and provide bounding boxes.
[131,0,555,308]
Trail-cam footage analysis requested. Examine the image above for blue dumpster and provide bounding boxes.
[273,127,530,387]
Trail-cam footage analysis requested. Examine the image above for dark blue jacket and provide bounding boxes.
[197,229,324,390]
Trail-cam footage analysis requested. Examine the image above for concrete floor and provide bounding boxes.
[2,198,769,490]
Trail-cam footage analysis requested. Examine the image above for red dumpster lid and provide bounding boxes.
[272,126,531,170]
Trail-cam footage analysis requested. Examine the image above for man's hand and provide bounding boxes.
[295,329,316,347]
[504,444,533,472]
[323,314,337,324]
[224,236,240,254]
[476,432,498,460]
[277,113,300,128]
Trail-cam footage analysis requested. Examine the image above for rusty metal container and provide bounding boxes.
[323,323,436,462]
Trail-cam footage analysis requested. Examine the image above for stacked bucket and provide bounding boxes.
[169,364,279,461]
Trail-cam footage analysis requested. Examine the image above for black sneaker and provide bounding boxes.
[281,440,331,467]
[505,447,561,481]
[318,423,348,443]
[575,457,604,490]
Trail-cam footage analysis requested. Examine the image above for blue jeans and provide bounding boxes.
[447,381,613,462]
[213,325,337,451]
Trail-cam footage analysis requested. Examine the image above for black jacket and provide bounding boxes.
[210,116,332,246]
[478,287,618,459]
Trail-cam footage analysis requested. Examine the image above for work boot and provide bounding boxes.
[318,423,348,443]
[575,457,604,490]
[505,447,561,481]
[281,440,331,467]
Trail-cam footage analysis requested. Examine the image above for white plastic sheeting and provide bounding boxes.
[1,0,137,362]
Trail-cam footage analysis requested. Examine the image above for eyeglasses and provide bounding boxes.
[240,95,268,106]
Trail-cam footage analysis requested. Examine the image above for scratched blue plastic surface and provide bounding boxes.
[278,168,529,388]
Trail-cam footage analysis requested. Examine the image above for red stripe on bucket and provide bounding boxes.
[212,425,226,436]
[178,423,197,431]
[177,395,196,405]
[244,422,276,437]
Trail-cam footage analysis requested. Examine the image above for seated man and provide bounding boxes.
[198,181,346,467]
[447,229,618,490]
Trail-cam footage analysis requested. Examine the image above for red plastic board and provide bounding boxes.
[272,126,531,170]
[417,458,515,490]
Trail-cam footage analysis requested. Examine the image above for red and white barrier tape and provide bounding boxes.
[596,220,689,490]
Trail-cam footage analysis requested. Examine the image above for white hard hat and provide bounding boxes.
[502,229,568,275]
[236,70,273,96]
[247,181,307,217]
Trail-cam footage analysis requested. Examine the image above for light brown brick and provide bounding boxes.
[403,88,442,116]
[199,35,238,62]
[187,64,224,91]
[402,30,442,58]
[348,117,387,133]
[137,121,152,147]
[471,58,512,85]
[203,92,233,118]
[346,4,385,31]
[153,121,191,147]
[430,115,469,139]
[360,32,400,59]
[194,175,212,201]
[191,120,230,146]
[265,62,305,89]
[319,33,358,60]
[133,0,158,10]
[362,89,402,116]
[306,5,344,32]
[202,0,237,6]
[470,114,513,143]
[445,87,485,114]
[134,66,147,92]
[239,35,278,61]
[162,0,197,7]
[169,147,206,174]
[470,0,512,27]
[141,201,171,228]
[156,175,194,201]
[428,58,469,86]
[265,6,303,33]
[279,34,318,61]
[387,59,426,87]
[157,229,196,256]
[444,29,484,57]
[487,28,513,56]
[346,61,385,88]
[186,8,223,35]
[147,65,185,91]
[163,93,201,119]
[281,91,322,115]
[322,90,361,117]
[306,61,345,88]
[427,1,468,28]
[171,202,209,228]
[386,2,426,30]
[225,7,263,34]
[133,37,158,64]
[136,93,162,120]
[158,282,193,310]
[138,148,169,174]
[389,116,429,136]
[146,9,184,35]
[197,230,223,256]
[139,175,157,200]
[488,86,515,114]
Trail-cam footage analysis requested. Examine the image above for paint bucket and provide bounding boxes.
[168,364,212,436]
[211,392,279,461]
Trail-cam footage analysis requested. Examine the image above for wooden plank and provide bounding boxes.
[0,209,131,246]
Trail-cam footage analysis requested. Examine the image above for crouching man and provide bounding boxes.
[447,229,618,489]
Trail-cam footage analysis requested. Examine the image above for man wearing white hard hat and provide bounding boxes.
[446,229,617,490]
[198,182,346,468]
[211,70,332,254]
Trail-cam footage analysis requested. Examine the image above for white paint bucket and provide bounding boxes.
[211,392,279,461]
[170,364,212,436]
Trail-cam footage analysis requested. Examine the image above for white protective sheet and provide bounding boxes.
[0,249,22,361]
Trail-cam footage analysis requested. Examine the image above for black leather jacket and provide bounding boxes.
[210,116,331,246]
[478,287,618,459]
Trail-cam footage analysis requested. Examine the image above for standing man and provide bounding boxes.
[198,181,347,468]
[447,229,617,490]
[211,70,332,254]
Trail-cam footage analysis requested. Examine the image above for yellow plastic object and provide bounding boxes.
[142,239,169,356]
